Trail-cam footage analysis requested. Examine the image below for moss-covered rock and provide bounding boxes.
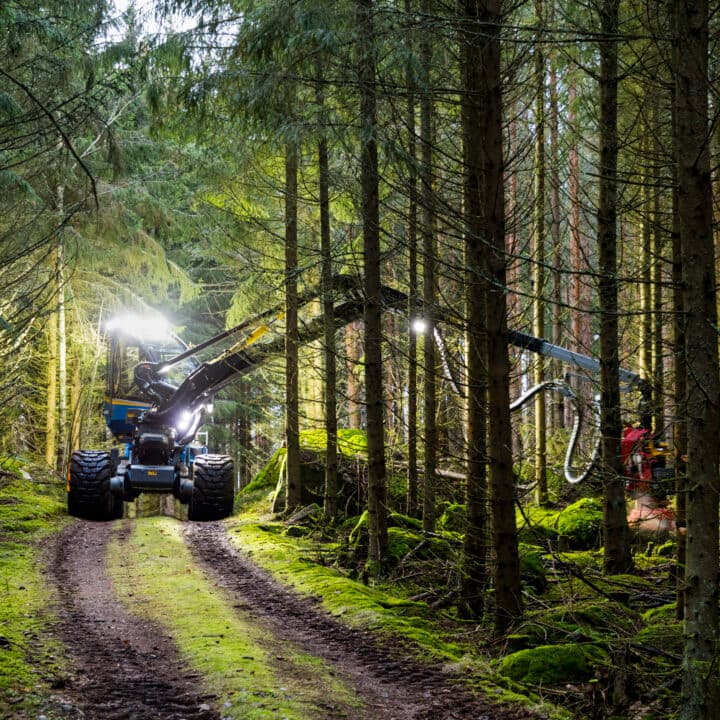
[516,505,561,546]
[517,498,604,550]
[499,643,608,685]
[387,527,418,561]
[556,498,603,549]
[256,429,369,514]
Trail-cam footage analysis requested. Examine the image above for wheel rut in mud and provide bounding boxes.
[48,518,534,720]
[184,522,532,720]
[50,521,219,720]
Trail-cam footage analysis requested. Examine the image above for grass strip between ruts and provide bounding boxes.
[107,516,362,720]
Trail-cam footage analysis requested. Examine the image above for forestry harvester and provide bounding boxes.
[67,276,675,527]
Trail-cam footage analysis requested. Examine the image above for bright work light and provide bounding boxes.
[105,312,171,341]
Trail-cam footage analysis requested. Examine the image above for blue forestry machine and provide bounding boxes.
[67,275,671,523]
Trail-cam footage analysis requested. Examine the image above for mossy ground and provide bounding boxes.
[107,516,363,720]
[0,465,69,717]
[230,443,689,719]
[226,510,563,719]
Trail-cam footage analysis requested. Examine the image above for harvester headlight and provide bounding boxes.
[176,410,194,433]
[106,313,171,341]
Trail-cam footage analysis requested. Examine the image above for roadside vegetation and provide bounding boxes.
[0,460,69,718]
[230,435,683,720]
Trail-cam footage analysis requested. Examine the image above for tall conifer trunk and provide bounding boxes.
[405,0,419,517]
[45,301,58,471]
[459,0,489,614]
[532,0,547,506]
[420,0,437,533]
[549,53,564,430]
[57,238,67,474]
[460,0,520,631]
[357,0,388,574]
[317,64,338,519]
[284,142,302,512]
[675,0,720,715]
[597,0,631,575]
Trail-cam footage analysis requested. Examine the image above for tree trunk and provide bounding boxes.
[317,64,338,520]
[532,0,547,506]
[420,0,437,533]
[640,139,653,384]
[345,322,362,429]
[651,103,665,433]
[462,0,520,632]
[671,152,687,621]
[284,142,302,512]
[45,300,58,471]
[597,0,631,575]
[568,82,592,418]
[549,51,564,430]
[57,238,67,475]
[357,0,388,575]
[405,0,419,517]
[675,0,720,715]
[458,0,489,615]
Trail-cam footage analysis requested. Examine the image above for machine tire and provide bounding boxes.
[67,450,117,521]
[188,454,235,521]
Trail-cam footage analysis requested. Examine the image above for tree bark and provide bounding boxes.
[458,0,489,615]
[284,141,302,512]
[549,51,564,431]
[420,0,437,533]
[57,237,67,475]
[675,0,720,715]
[597,0,631,575]
[532,0,547,506]
[460,0,521,632]
[45,299,58,471]
[357,0,388,575]
[317,64,338,520]
[405,0,419,517]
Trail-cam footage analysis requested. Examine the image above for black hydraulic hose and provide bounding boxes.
[510,379,601,484]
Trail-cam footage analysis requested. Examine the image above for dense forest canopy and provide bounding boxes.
[2,0,720,717]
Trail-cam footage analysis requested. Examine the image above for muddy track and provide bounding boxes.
[184,522,532,720]
[48,519,534,720]
[50,521,220,720]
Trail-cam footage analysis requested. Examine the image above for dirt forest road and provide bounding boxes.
[48,518,533,720]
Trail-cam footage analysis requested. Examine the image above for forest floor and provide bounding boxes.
[1,468,684,720]
[7,512,539,720]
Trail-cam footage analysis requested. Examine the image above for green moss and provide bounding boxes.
[642,602,677,623]
[499,643,609,685]
[519,544,547,594]
[556,498,603,549]
[388,512,423,531]
[108,518,362,719]
[437,503,466,533]
[633,621,683,655]
[226,518,459,659]
[349,510,368,544]
[516,505,561,545]
[242,448,284,493]
[0,475,68,715]
[517,499,604,550]
[515,600,637,647]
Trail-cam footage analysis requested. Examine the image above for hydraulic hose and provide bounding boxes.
[510,379,601,485]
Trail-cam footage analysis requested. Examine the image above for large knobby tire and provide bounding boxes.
[188,454,235,521]
[67,450,120,521]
